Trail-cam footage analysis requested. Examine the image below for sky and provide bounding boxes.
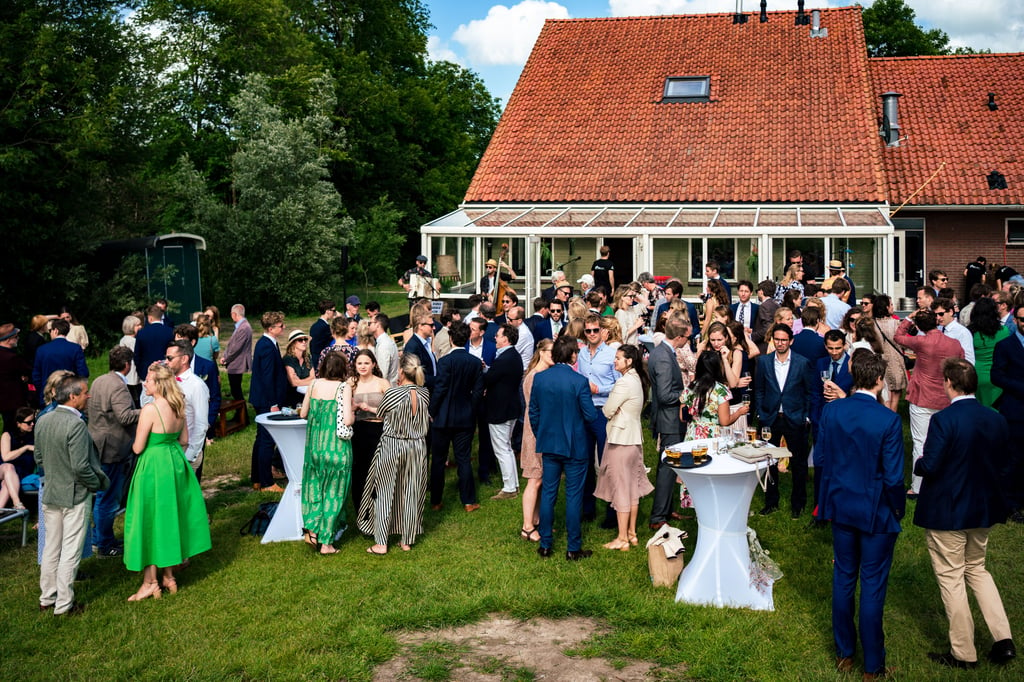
[424,0,1024,107]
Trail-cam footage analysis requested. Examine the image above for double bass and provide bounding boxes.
[494,243,511,316]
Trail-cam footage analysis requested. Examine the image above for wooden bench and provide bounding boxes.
[215,399,249,438]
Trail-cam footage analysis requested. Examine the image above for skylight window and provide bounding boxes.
[663,77,710,102]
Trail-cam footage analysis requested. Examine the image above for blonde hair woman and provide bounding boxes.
[612,285,643,346]
[600,315,623,350]
[123,363,211,600]
[775,263,805,304]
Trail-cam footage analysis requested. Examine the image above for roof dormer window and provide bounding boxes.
[662,76,710,102]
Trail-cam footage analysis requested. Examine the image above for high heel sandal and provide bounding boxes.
[520,527,540,542]
[162,577,178,594]
[603,539,631,551]
[627,532,638,546]
[128,581,162,602]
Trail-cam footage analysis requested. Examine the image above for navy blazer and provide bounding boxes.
[484,348,524,423]
[810,353,854,433]
[526,314,553,341]
[248,335,286,411]
[192,354,222,426]
[754,351,815,426]
[730,300,760,326]
[308,318,332,370]
[528,363,599,460]
[991,334,1024,423]
[429,348,483,429]
[914,398,1012,530]
[654,300,700,334]
[32,338,89,402]
[134,322,175,381]
[791,329,827,365]
[817,392,905,533]
[465,339,497,367]
[403,334,436,391]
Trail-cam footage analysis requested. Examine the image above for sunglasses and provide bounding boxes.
[21,419,35,425]
[584,328,601,334]
[164,354,182,361]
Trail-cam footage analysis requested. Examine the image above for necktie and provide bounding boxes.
[738,304,745,325]
[831,360,839,380]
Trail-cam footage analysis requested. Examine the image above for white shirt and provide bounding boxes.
[513,323,534,369]
[374,333,399,386]
[143,368,209,462]
[735,301,754,326]
[773,352,792,412]
[942,319,975,365]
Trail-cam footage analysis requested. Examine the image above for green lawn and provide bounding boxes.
[3,304,1022,680]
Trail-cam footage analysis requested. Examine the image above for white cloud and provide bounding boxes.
[427,35,462,65]
[906,0,1024,53]
[452,1,571,66]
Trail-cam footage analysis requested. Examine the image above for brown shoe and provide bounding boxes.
[835,656,854,673]
[39,603,54,613]
[464,503,481,512]
[430,504,443,511]
[862,667,894,681]
[260,484,285,493]
[490,490,518,500]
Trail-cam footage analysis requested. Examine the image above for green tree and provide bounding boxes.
[861,0,950,57]
[346,197,405,291]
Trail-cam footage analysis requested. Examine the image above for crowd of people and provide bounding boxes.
[2,250,1023,674]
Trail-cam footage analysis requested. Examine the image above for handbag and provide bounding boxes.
[335,382,353,440]
[876,320,915,371]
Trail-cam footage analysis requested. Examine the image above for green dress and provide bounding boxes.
[124,429,211,571]
[301,395,353,542]
[974,327,1011,407]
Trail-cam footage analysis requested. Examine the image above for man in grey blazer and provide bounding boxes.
[648,314,690,529]
[87,346,140,557]
[35,375,108,615]
[219,303,253,401]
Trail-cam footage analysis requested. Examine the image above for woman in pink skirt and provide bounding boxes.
[594,344,653,550]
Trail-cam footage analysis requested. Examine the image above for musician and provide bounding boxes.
[398,254,437,306]
[480,258,515,301]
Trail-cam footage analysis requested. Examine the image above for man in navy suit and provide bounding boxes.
[133,305,175,383]
[810,331,855,521]
[174,324,222,440]
[791,306,827,365]
[529,336,600,560]
[990,307,1024,518]
[403,314,437,392]
[817,351,905,680]
[485,324,524,500]
[429,322,484,512]
[249,311,287,491]
[915,359,1016,669]
[705,260,731,301]
[466,317,496,482]
[32,319,88,405]
[730,280,759,333]
[653,281,700,336]
[525,297,553,342]
[754,323,815,517]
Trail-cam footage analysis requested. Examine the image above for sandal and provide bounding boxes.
[162,577,178,594]
[400,544,412,552]
[520,527,540,542]
[366,545,388,555]
[603,539,630,551]
[627,532,638,546]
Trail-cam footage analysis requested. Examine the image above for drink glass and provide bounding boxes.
[761,426,772,443]
[746,426,757,442]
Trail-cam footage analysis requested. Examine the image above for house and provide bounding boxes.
[420,5,1024,307]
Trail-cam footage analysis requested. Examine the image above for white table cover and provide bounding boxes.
[255,414,307,543]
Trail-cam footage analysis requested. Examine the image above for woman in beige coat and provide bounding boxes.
[594,344,653,550]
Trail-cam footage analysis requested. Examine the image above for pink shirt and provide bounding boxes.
[895,319,965,410]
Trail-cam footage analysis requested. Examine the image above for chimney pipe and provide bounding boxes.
[880,92,902,147]
[760,0,768,23]
[988,93,998,111]
[810,9,827,37]
[734,0,748,24]
[795,0,809,25]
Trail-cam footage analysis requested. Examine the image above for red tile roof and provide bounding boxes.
[466,7,889,204]
[869,54,1024,207]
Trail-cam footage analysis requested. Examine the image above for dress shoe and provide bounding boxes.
[39,603,54,612]
[490,490,518,500]
[835,656,854,672]
[862,668,893,681]
[669,511,685,520]
[927,652,977,669]
[464,503,481,512]
[1009,510,1024,524]
[430,504,442,511]
[758,505,778,516]
[566,549,593,561]
[791,508,804,520]
[260,484,285,493]
[649,521,668,530]
[988,638,1017,664]
[56,602,86,617]
[537,546,553,558]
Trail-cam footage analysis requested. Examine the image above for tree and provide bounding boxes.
[346,197,405,291]
[861,0,950,57]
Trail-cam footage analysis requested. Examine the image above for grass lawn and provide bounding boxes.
[2,303,1022,680]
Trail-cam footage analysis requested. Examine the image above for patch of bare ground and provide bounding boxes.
[374,614,683,681]
[200,473,245,499]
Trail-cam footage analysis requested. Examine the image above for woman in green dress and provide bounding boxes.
[124,363,211,601]
[299,351,354,554]
[970,297,1011,407]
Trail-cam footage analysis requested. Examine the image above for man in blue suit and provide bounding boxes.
[915,358,1016,669]
[810,330,855,522]
[791,306,827,365]
[249,311,287,491]
[32,319,89,406]
[429,322,484,512]
[529,336,600,560]
[466,317,496,482]
[402,314,437,392]
[132,305,174,383]
[525,297,553,342]
[754,323,815,517]
[817,351,905,681]
[653,281,700,336]
[990,307,1024,518]
[730,280,759,333]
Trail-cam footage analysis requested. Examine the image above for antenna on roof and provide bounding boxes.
[760,0,768,23]
[795,1,809,25]
[734,0,749,24]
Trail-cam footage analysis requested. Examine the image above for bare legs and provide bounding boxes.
[0,463,24,508]
[603,505,638,551]
[128,565,161,601]
[521,476,541,540]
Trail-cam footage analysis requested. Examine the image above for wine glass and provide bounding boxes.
[761,425,772,443]
[820,370,829,382]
